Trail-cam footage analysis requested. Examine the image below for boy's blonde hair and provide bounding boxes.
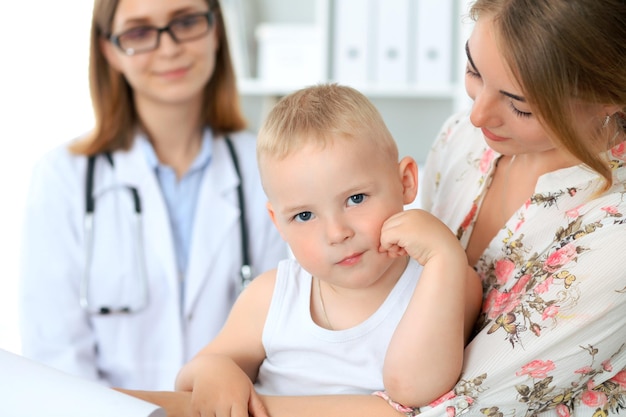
[257,84,399,165]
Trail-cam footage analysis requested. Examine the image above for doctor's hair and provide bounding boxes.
[71,0,246,156]
[469,0,626,193]
[257,83,398,166]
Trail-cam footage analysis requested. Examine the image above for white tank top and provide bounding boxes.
[254,258,422,395]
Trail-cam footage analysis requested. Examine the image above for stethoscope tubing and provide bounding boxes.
[80,136,250,315]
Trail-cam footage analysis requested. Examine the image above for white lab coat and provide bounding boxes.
[19,130,288,390]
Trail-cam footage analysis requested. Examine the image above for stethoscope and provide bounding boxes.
[80,136,252,315]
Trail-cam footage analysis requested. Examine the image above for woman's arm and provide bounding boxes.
[20,149,103,382]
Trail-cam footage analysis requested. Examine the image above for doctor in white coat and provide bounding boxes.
[19,0,287,390]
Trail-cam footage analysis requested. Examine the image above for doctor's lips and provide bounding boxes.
[156,66,190,79]
[481,127,508,142]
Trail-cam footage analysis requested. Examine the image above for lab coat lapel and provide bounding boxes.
[109,141,180,297]
[183,138,239,315]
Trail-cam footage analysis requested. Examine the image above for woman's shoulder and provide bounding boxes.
[33,137,90,177]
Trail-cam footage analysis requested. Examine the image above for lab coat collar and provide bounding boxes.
[88,133,243,316]
[136,129,214,174]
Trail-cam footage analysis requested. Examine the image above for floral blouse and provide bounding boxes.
[413,111,626,416]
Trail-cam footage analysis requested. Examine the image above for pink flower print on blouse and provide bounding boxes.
[601,205,620,217]
[575,366,594,376]
[483,290,517,319]
[479,148,495,174]
[556,403,571,417]
[534,276,554,294]
[516,359,556,379]
[457,202,478,240]
[541,304,559,321]
[566,205,583,219]
[612,370,626,389]
[611,141,626,160]
[581,389,608,408]
[494,259,515,285]
[483,274,530,318]
[543,243,578,273]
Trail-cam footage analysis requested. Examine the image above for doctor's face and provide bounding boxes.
[101,0,218,108]
[262,137,412,290]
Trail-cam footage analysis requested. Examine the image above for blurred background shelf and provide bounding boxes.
[228,0,474,162]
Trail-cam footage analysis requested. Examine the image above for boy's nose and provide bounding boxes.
[325,217,354,244]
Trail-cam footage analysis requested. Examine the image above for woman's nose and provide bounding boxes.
[156,29,183,55]
[469,89,502,128]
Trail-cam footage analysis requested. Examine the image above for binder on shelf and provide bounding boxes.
[220,0,253,79]
[256,23,324,86]
[332,0,374,86]
[373,0,410,84]
[413,0,453,86]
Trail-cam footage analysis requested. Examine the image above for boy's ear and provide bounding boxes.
[266,201,287,241]
[398,156,418,205]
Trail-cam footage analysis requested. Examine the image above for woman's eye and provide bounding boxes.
[347,194,366,206]
[172,15,202,30]
[465,64,480,79]
[295,211,313,222]
[122,27,153,41]
[509,102,532,118]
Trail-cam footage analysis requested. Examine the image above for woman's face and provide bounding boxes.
[466,15,615,163]
[464,16,557,157]
[101,0,218,109]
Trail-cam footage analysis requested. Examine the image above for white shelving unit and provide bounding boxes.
[233,0,474,163]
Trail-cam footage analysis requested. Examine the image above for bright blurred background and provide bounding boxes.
[0,1,95,353]
[0,0,473,355]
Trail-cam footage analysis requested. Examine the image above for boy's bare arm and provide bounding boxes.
[379,209,482,407]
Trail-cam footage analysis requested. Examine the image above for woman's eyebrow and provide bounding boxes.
[466,40,527,103]
[500,90,526,102]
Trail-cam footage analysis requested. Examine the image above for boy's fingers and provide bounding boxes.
[248,391,270,417]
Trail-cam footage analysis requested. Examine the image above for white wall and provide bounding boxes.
[0,1,94,353]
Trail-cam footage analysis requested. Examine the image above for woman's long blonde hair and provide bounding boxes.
[470,0,626,191]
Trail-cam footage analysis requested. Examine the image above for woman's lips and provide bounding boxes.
[481,127,508,142]
[157,67,189,80]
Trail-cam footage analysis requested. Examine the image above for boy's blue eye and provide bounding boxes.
[295,211,313,222]
[348,194,365,206]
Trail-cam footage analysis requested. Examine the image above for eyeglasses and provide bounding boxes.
[109,11,215,56]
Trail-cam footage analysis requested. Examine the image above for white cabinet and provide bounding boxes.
[230,0,474,162]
